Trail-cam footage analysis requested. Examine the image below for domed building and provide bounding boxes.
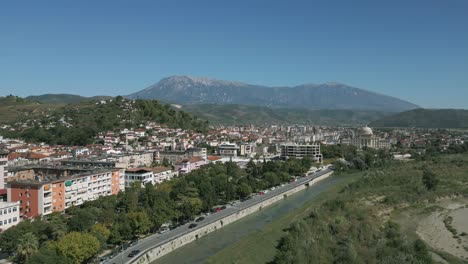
[341,126,391,149]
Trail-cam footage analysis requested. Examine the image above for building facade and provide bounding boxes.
[125,167,176,187]
[7,168,124,219]
[218,142,238,157]
[174,157,206,174]
[341,126,391,149]
[0,201,20,232]
[280,143,322,163]
[0,150,8,190]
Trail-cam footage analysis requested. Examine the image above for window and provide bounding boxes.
[0,221,2,226]
[13,217,17,222]
[13,207,17,212]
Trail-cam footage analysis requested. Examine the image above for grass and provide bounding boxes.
[204,172,361,264]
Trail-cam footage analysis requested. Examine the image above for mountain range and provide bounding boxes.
[127,76,419,112]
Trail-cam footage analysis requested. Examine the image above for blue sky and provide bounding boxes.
[1,0,467,108]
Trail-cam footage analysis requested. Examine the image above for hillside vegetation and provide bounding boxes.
[25,94,113,104]
[0,95,63,123]
[0,96,208,145]
[271,150,468,264]
[370,108,468,128]
[182,104,389,126]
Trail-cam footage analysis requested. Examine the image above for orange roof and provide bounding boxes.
[207,156,222,161]
[28,153,49,160]
[8,152,25,161]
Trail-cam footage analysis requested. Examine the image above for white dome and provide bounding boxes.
[360,126,373,135]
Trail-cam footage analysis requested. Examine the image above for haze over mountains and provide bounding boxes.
[127,76,419,112]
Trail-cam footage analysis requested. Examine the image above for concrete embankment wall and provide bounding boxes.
[133,171,333,264]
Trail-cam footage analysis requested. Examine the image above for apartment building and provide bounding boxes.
[0,150,8,190]
[124,166,176,187]
[280,143,322,163]
[6,168,124,219]
[174,156,206,174]
[218,142,238,157]
[0,201,20,232]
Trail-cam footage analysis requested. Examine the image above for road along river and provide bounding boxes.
[152,173,343,264]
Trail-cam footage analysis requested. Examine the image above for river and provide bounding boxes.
[153,174,342,264]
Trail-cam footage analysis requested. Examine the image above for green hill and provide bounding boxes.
[26,94,113,104]
[0,95,63,123]
[369,108,468,128]
[0,96,208,145]
[182,104,390,126]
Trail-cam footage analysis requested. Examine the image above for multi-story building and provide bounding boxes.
[280,143,322,163]
[0,201,20,232]
[125,166,176,187]
[0,150,8,190]
[174,157,206,174]
[239,143,256,157]
[6,168,124,219]
[158,147,207,165]
[218,142,238,157]
[101,152,154,169]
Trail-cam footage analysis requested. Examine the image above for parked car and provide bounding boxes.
[196,217,205,222]
[221,205,227,210]
[128,250,140,257]
[158,227,170,234]
[189,223,197,228]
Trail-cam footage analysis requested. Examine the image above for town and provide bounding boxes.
[2,110,467,233]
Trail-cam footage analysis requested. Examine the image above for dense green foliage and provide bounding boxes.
[370,108,468,128]
[0,159,312,263]
[272,152,468,263]
[0,97,208,145]
[183,104,390,126]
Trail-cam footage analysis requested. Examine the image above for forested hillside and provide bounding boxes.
[370,108,468,128]
[182,104,389,126]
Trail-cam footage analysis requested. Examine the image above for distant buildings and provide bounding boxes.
[341,126,391,149]
[280,143,322,163]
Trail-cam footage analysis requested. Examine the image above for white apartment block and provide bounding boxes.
[0,201,20,231]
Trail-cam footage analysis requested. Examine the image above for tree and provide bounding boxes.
[55,232,100,264]
[90,224,111,249]
[27,247,72,264]
[237,182,253,200]
[422,169,439,191]
[127,211,152,236]
[16,232,39,263]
